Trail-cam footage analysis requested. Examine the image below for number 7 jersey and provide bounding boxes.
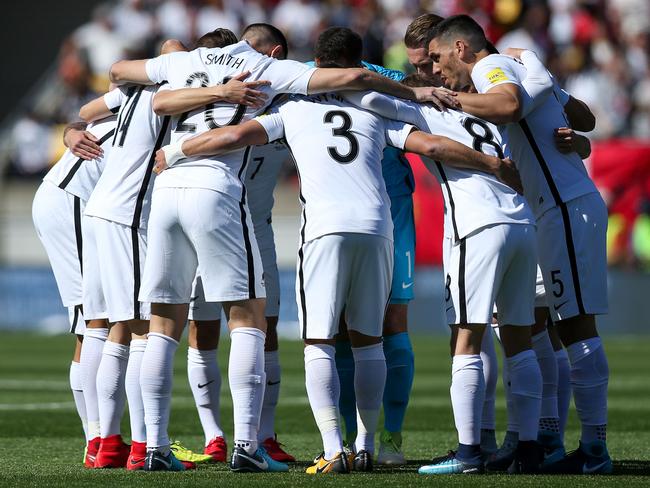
[145,40,316,200]
[255,93,414,243]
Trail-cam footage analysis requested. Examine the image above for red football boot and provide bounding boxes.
[85,436,101,468]
[262,435,296,462]
[95,434,131,468]
[181,460,197,470]
[204,436,228,462]
[126,441,146,471]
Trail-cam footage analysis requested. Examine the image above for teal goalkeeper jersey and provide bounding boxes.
[305,61,415,198]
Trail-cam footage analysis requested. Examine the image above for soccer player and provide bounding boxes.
[32,118,115,465]
[109,21,449,473]
[428,15,611,474]
[152,32,519,476]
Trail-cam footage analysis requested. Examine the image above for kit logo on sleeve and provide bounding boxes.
[485,67,509,84]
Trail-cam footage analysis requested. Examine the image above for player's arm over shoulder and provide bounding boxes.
[454,57,523,125]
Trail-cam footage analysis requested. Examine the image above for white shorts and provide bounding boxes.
[32,182,83,309]
[140,187,265,304]
[257,221,280,317]
[68,305,86,335]
[297,233,393,340]
[444,223,537,326]
[84,216,149,322]
[537,192,608,321]
[187,244,279,321]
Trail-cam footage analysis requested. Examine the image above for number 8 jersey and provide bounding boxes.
[144,40,316,199]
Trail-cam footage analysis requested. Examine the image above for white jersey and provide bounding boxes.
[244,142,287,232]
[144,40,316,199]
[43,116,117,202]
[84,85,171,229]
[255,93,414,243]
[471,54,598,218]
[344,92,534,240]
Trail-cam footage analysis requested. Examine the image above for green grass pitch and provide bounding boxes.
[1,332,649,487]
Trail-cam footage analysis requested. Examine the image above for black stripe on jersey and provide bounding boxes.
[458,237,467,324]
[282,139,309,339]
[58,129,116,190]
[518,120,585,314]
[435,161,460,242]
[131,116,171,229]
[237,146,257,299]
[109,106,120,114]
[115,86,145,147]
[70,305,81,335]
[73,196,83,275]
[131,226,141,321]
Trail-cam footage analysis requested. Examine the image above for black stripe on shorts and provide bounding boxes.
[458,237,467,324]
[237,147,256,299]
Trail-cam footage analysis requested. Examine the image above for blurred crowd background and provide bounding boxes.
[2,0,650,269]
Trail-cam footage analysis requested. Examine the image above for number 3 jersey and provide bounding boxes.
[84,85,171,229]
[255,93,414,243]
[144,40,316,200]
[344,92,534,241]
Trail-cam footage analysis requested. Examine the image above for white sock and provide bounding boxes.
[141,332,178,452]
[480,330,497,431]
[188,347,224,446]
[229,327,266,454]
[69,361,88,441]
[352,343,386,454]
[450,354,485,446]
[97,340,129,438]
[532,330,560,432]
[125,339,147,443]
[81,327,108,440]
[555,348,571,438]
[566,337,609,443]
[506,349,542,442]
[259,350,281,442]
[503,353,519,434]
[304,344,343,460]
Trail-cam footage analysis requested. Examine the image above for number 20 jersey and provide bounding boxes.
[256,93,414,243]
[145,41,316,200]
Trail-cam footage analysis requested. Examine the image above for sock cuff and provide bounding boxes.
[129,339,147,354]
[304,343,335,363]
[230,327,266,342]
[383,332,411,350]
[451,354,482,374]
[352,342,385,362]
[85,328,108,340]
[264,349,279,364]
[506,349,536,368]
[69,361,82,390]
[188,346,217,363]
[147,332,180,346]
[566,337,603,364]
[532,329,550,344]
[103,340,130,359]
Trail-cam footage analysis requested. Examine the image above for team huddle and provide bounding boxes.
[32,13,612,476]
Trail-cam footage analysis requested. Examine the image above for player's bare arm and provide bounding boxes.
[152,72,271,115]
[563,96,596,132]
[63,122,103,160]
[109,59,152,85]
[79,95,113,123]
[307,68,459,109]
[404,129,523,194]
[554,127,592,159]
[454,83,522,125]
[153,120,269,174]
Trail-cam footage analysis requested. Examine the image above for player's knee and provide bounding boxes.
[348,330,382,348]
[556,314,598,346]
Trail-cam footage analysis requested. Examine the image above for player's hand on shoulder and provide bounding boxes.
[554,127,575,153]
[495,157,524,195]
[65,128,103,160]
[413,86,460,110]
[153,149,169,175]
[217,71,271,108]
[504,47,527,59]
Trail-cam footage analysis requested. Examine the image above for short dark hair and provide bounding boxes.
[241,23,289,59]
[401,73,430,88]
[314,27,363,68]
[404,13,444,49]
[427,14,487,52]
[195,28,238,49]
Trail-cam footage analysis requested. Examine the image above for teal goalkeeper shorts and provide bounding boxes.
[390,194,416,304]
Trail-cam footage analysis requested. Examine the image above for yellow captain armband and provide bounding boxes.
[485,67,509,84]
